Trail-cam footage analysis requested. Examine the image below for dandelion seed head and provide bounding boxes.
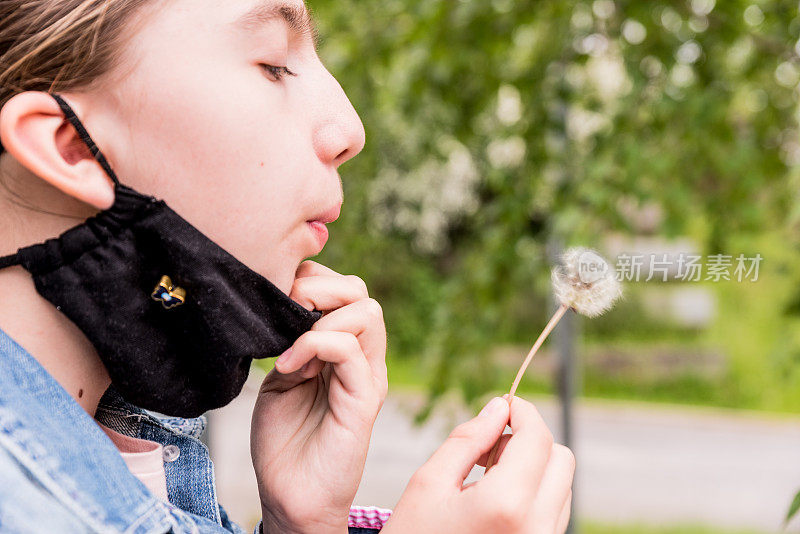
[551,247,622,317]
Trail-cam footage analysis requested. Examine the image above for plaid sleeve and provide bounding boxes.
[348,505,392,531]
[253,506,392,533]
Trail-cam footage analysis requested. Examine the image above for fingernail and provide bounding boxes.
[479,397,506,418]
[276,348,293,366]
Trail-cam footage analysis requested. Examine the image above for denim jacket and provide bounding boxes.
[0,327,385,533]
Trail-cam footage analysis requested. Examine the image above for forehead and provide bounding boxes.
[109,0,317,88]
[115,0,317,70]
[139,0,313,38]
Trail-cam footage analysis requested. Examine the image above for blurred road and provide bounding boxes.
[353,393,800,533]
[210,373,800,533]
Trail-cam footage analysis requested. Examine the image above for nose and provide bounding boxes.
[312,71,366,168]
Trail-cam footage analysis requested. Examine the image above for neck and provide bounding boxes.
[0,154,110,417]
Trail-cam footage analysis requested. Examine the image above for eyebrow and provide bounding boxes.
[233,1,320,50]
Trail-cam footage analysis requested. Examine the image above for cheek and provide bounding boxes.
[103,2,318,290]
[112,72,311,283]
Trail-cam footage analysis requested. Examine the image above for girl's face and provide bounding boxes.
[93,0,365,294]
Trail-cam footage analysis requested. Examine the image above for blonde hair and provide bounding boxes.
[0,0,155,133]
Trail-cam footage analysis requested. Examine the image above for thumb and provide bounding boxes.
[424,397,510,485]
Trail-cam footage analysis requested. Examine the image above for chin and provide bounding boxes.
[270,272,294,296]
[278,263,303,296]
[257,245,304,296]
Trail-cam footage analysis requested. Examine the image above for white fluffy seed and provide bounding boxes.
[551,247,622,317]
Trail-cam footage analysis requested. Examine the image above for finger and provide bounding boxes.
[476,434,511,467]
[530,444,575,529]
[258,365,309,394]
[259,344,332,393]
[298,357,327,379]
[275,330,372,396]
[259,348,327,393]
[555,491,572,534]
[296,260,342,279]
[485,397,554,497]
[422,397,510,487]
[290,274,369,311]
[311,298,387,387]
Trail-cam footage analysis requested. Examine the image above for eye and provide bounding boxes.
[260,63,297,81]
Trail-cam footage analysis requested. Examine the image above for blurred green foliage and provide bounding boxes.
[310,0,800,411]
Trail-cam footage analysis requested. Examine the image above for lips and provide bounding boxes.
[306,201,342,254]
[307,221,329,253]
[309,202,342,225]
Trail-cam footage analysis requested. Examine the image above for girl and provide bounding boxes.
[0,1,575,532]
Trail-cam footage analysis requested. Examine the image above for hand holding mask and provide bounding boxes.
[251,260,388,533]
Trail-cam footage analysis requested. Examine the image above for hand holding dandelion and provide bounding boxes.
[484,247,622,471]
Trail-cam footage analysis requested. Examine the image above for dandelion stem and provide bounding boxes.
[484,303,570,472]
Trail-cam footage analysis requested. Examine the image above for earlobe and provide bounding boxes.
[0,91,115,210]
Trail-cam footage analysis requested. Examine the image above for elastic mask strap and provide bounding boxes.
[51,93,120,186]
[0,94,121,269]
[0,254,20,269]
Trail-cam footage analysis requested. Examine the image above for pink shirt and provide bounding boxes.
[97,422,170,502]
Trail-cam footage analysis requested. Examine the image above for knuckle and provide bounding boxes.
[377,389,388,408]
[491,496,526,531]
[376,376,389,400]
[553,444,576,473]
[346,274,369,296]
[304,330,331,353]
[344,332,361,353]
[290,276,309,297]
[369,390,385,415]
[360,297,384,322]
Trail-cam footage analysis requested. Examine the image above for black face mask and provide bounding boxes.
[0,93,322,418]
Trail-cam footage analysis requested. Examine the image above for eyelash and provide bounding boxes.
[260,64,297,81]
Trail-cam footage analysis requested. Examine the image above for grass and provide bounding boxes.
[385,344,800,416]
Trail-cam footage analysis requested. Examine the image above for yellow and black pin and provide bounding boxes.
[151,275,187,309]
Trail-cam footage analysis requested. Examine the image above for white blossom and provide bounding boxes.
[622,19,647,45]
[487,136,527,168]
[368,140,481,254]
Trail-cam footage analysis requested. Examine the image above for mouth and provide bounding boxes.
[306,201,342,254]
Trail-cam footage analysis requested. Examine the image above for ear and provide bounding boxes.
[0,91,115,210]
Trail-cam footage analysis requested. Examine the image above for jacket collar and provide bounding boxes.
[0,327,174,533]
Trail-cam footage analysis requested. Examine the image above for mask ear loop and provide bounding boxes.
[0,94,122,269]
[0,255,19,269]
[50,93,120,187]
